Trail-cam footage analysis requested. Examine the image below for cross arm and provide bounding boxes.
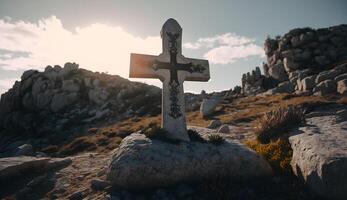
[182,58,210,82]
[129,53,161,79]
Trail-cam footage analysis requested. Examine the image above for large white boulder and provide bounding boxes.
[289,105,347,199]
[200,98,220,117]
[107,133,272,189]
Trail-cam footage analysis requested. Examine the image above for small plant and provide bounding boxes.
[254,106,305,144]
[245,139,293,175]
[207,134,225,145]
[187,129,206,143]
[141,123,180,144]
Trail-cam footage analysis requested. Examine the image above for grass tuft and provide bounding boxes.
[207,134,225,145]
[141,123,180,144]
[187,129,206,143]
[254,106,305,144]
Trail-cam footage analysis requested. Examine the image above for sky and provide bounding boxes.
[0,0,346,94]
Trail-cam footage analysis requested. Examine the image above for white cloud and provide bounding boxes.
[0,16,161,77]
[183,33,264,64]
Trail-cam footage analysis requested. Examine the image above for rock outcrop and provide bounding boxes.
[241,24,347,96]
[289,104,347,199]
[107,132,272,189]
[0,62,161,135]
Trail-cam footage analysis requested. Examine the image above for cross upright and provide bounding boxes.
[129,18,210,141]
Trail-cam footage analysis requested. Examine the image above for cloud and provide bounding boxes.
[0,16,161,77]
[183,33,264,64]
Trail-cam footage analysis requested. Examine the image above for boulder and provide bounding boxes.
[107,133,272,189]
[316,69,340,83]
[283,57,299,72]
[217,125,230,133]
[314,55,330,66]
[21,70,38,81]
[265,81,294,95]
[0,157,71,180]
[200,98,220,117]
[88,88,110,105]
[313,80,337,96]
[36,90,54,110]
[62,80,80,92]
[50,92,79,112]
[268,63,288,81]
[207,120,221,129]
[300,75,316,91]
[335,73,347,82]
[289,105,347,199]
[15,144,34,156]
[58,62,79,78]
[0,157,50,180]
[44,65,60,81]
[337,79,347,95]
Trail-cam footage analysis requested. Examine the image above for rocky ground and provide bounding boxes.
[1,92,346,199]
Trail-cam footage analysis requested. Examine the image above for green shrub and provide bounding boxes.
[207,134,225,145]
[187,129,206,143]
[254,106,305,144]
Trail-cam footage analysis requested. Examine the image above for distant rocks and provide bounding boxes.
[242,24,347,96]
[107,133,272,189]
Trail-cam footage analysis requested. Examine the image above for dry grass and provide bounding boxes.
[43,94,342,156]
[186,94,329,128]
[254,106,305,144]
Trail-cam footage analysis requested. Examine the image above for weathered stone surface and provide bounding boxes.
[50,92,79,112]
[91,179,110,191]
[59,62,79,78]
[313,80,337,96]
[107,133,272,189]
[200,98,220,117]
[301,75,316,91]
[289,105,347,199]
[207,120,221,129]
[0,157,50,180]
[62,80,80,92]
[88,88,109,105]
[15,144,34,156]
[315,69,340,83]
[283,57,299,72]
[269,63,288,81]
[262,25,347,85]
[36,90,54,109]
[337,79,347,95]
[335,73,347,82]
[21,70,38,81]
[265,81,294,95]
[217,125,230,133]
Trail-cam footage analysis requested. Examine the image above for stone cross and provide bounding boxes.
[129,18,210,141]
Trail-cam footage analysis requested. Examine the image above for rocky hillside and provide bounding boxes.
[0,63,161,142]
[242,24,347,96]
